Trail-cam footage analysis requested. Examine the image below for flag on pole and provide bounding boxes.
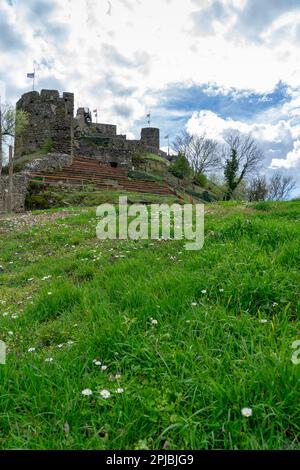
[27,70,35,91]
[146,112,151,126]
[93,108,98,123]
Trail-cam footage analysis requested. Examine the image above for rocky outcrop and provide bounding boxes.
[24,153,73,173]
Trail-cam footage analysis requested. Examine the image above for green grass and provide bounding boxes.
[0,200,299,450]
[144,153,169,164]
[25,185,180,210]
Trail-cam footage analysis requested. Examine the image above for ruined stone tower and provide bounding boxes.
[141,127,160,152]
[15,89,74,157]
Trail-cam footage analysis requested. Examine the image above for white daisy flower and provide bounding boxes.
[115,373,122,379]
[101,365,108,371]
[100,389,111,399]
[241,407,253,417]
[93,359,102,366]
[116,388,124,394]
[191,302,197,306]
[28,347,36,352]
[201,289,207,294]
[259,319,268,324]
[151,319,158,325]
[45,357,54,362]
[81,388,93,396]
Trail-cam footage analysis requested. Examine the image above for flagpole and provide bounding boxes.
[33,67,35,91]
[164,135,170,157]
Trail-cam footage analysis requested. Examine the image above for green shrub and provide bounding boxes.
[252,201,272,211]
[128,170,160,182]
[169,153,191,179]
[41,138,53,154]
[197,173,208,187]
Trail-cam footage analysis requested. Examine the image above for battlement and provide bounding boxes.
[17,89,74,105]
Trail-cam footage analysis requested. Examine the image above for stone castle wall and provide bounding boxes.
[0,174,29,212]
[23,153,73,173]
[15,89,74,157]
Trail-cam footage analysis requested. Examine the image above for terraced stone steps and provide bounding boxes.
[29,155,174,196]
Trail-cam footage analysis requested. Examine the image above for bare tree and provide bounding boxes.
[248,175,268,201]
[267,173,296,201]
[0,104,28,176]
[172,131,221,178]
[223,132,263,200]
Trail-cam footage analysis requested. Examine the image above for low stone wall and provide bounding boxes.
[77,146,133,169]
[24,153,73,173]
[135,158,169,174]
[0,174,29,213]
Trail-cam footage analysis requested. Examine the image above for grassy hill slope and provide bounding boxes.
[0,200,299,450]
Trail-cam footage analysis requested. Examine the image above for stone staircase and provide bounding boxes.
[29,156,174,196]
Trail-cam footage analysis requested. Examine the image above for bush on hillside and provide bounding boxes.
[169,153,191,179]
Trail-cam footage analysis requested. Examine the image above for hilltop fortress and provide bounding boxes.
[0,89,174,213]
[15,89,164,168]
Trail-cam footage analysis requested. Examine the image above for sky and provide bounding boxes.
[1,0,300,195]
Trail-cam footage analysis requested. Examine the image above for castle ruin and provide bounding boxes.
[15,89,163,169]
[0,89,172,213]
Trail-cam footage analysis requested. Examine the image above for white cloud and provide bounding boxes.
[186,110,251,141]
[271,140,300,169]
[186,109,294,145]
[0,0,299,185]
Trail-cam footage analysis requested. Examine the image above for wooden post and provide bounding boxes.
[7,145,13,212]
[0,100,2,177]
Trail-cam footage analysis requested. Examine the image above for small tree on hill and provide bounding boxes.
[248,175,268,201]
[0,104,29,176]
[267,173,296,201]
[169,152,191,179]
[172,131,221,179]
[222,132,263,200]
[224,148,239,200]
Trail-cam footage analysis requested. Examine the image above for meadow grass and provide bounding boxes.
[0,200,299,450]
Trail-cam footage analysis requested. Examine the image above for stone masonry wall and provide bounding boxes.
[0,174,29,213]
[141,127,160,151]
[24,153,73,173]
[15,89,74,157]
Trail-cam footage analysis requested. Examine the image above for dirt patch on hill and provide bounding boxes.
[0,210,80,234]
